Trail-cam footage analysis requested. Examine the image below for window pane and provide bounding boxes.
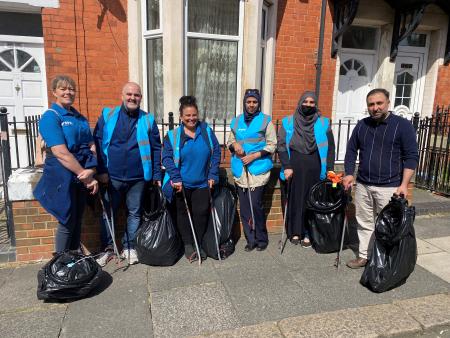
[339,65,347,75]
[147,0,160,30]
[17,50,31,68]
[342,26,377,50]
[188,38,238,122]
[399,33,426,47]
[188,0,239,36]
[403,84,412,97]
[0,12,43,37]
[0,50,15,68]
[0,60,11,72]
[394,98,402,107]
[146,38,163,122]
[22,59,40,73]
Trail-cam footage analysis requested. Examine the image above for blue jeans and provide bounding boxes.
[55,182,86,252]
[100,179,145,250]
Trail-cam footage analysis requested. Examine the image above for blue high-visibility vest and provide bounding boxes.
[230,112,273,178]
[279,115,329,181]
[101,106,154,181]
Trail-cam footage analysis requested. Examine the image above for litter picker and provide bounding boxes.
[98,187,121,265]
[244,165,256,233]
[335,188,351,271]
[279,178,291,254]
[208,187,222,261]
[182,187,202,266]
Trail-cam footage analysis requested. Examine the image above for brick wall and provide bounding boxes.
[12,177,285,263]
[272,0,336,121]
[434,64,450,108]
[41,0,129,124]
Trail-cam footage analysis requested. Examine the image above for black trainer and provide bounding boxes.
[244,243,256,252]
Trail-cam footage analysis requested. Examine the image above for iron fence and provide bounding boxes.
[415,106,450,195]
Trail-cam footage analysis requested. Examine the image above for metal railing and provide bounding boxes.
[415,107,450,195]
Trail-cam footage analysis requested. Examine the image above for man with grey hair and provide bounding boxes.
[343,88,418,269]
[94,82,162,265]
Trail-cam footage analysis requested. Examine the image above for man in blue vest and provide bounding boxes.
[94,82,162,266]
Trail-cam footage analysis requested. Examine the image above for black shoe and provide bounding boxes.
[244,243,256,252]
[256,244,268,251]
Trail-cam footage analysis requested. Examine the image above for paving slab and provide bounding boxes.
[148,258,220,292]
[150,282,240,338]
[0,263,47,312]
[414,216,450,239]
[0,306,66,338]
[217,263,317,325]
[418,252,450,283]
[193,321,283,338]
[278,303,422,337]
[0,267,13,288]
[417,238,444,255]
[60,264,151,338]
[425,236,450,253]
[395,294,450,330]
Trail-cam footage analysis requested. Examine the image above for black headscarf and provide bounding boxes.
[290,91,320,154]
[243,89,261,125]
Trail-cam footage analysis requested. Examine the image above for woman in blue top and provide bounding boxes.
[162,96,221,262]
[34,75,98,253]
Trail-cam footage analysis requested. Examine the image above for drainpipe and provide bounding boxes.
[315,0,327,105]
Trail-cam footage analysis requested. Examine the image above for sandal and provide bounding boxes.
[188,251,199,263]
[290,236,300,245]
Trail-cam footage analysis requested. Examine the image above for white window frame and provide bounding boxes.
[141,0,163,114]
[183,0,244,121]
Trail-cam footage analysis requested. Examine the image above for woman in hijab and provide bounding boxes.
[227,89,277,251]
[277,91,335,247]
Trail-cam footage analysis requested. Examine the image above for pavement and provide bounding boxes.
[1,206,450,338]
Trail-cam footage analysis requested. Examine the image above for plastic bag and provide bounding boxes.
[360,195,417,293]
[306,180,348,253]
[37,252,102,300]
[136,185,182,266]
[202,183,237,260]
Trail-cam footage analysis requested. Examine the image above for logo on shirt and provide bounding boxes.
[61,121,73,127]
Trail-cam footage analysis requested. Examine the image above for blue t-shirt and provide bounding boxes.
[39,103,93,152]
[179,125,211,188]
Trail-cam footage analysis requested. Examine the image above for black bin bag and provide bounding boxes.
[306,180,347,253]
[37,252,102,301]
[360,195,416,293]
[136,185,182,266]
[202,183,237,260]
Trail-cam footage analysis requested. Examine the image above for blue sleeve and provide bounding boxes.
[344,121,361,176]
[150,120,162,181]
[93,115,108,175]
[39,110,65,147]
[208,131,221,182]
[400,120,419,170]
[162,134,182,183]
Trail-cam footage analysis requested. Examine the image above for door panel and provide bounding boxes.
[392,52,424,119]
[0,41,47,168]
[336,53,374,122]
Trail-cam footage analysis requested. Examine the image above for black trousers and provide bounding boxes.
[174,187,210,247]
[285,150,321,239]
[237,186,268,247]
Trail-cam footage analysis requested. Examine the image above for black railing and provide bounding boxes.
[415,107,450,195]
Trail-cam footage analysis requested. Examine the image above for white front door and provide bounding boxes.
[392,51,425,119]
[0,41,47,167]
[336,53,374,122]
